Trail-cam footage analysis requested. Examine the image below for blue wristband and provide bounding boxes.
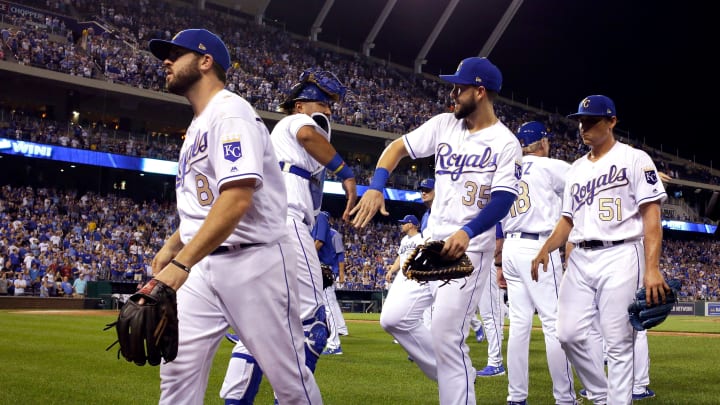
[335,164,354,181]
[326,153,344,172]
[325,153,354,181]
[368,168,389,191]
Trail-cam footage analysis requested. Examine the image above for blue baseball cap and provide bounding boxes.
[149,28,231,72]
[516,121,551,146]
[398,215,420,226]
[567,95,616,118]
[439,57,502,92]
[418,178,435,190]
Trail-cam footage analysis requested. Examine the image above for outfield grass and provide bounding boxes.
[0,310,718,404]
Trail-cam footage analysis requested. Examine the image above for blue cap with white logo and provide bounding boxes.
[398,215,420,226]
[439,57,502,92]
[149,28,231,72]
[567,95,617,118]
[418,178,435,190]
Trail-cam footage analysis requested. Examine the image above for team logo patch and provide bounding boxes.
[514,160,523,180]
[223,139,242,162]
[644,168,658,185]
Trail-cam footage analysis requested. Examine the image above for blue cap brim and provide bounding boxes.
[148,39,175,61]
[438,74,474,85]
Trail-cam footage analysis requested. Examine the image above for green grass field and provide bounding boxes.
[0,310,718,404]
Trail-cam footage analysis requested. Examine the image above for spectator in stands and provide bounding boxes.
[60,275,73,297]
[72,273,87,298]
[39,274,49,298]
[0,272,9,296]
[13,272,27,296]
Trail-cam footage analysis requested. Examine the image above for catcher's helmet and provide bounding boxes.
[279,70,347,113]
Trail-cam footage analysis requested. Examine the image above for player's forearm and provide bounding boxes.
[543,216,573,252]
[175,184,254,267]
[368,139,409,191]
[641,202,663,275]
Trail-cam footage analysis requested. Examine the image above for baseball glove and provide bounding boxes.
[321,264,335,289]
[104,278,178,366]
[627,279,681,331]
[402,240,474,286]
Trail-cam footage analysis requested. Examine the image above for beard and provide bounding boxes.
[167,61,202,95]
[453,99,476,119]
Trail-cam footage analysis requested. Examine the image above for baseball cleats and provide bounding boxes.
[322,346,343,355]
[579,389,588,398]
[225,333,239,344]
[476,364,505,377]
[632,388,655,400]
[475,326,485,343]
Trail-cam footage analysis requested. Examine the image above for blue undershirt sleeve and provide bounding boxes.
[460,191,516,239]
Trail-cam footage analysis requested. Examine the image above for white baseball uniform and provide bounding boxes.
[558,141,666,404]
[327,229,348,336]
[500,154,576,404]
[380,114,521,404]
[476,242,505,372]
[221,111,330,401]
[160,90,321,404]
[585,298,652,397]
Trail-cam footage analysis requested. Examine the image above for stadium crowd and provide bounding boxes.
[2,0,719,190]
[1,1,718,301]
[0,183,718,301]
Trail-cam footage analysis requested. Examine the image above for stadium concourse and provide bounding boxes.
[0,0,718,305]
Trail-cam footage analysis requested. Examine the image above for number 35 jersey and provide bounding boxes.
[403,113,522,253]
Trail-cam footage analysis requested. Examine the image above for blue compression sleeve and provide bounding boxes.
[460,191,516,239]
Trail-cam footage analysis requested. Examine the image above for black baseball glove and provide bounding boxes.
[321,264,335,289]
[628,279,681,331]
[402,240,474,286]
[104,278,178,366]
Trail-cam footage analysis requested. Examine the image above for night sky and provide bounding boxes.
[254,0,712,166]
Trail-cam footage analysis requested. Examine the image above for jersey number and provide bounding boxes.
[195,174,215,206]
[462,181,491,209]
[598,197,622,221]
[507,180,530,217]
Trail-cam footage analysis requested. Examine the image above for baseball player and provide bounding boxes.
[473,221,507,377]
[468,225,505,344]
[386,214,426,346]
[418,178,435,233]
[313,211,344,355]
[329,227,349,336]
[499,121,575,404]
[531,95,669,404]
[581,301,655,401]
[418,178,435,329]
[147,29,321,404]
[220,69,356,402]
[385,214,426,284]
[351,56,522,405]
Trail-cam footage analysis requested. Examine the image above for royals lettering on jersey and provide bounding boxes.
[569,164,629,209]
[176,131,209,189]
[398,239,419,256]
[435,143,497,181]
